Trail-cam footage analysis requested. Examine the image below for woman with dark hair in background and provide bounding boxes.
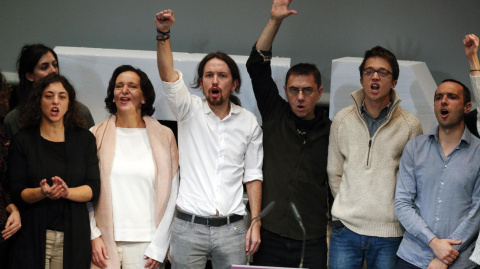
[8,73,100,268]
[0,72,21,266]
[4,44,94,139]
[89,65,178,269]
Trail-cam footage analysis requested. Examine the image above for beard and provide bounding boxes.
[206,95,227,106]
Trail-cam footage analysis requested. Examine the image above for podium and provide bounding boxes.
[232,265,307,269]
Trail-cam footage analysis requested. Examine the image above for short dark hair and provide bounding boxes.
[15,44,58,108]
[192,52,241,106]
[359,46,399,81]
[105,65,156,116]
[285,63,322,87]
[441,79,471,105]
[20,74,86,130]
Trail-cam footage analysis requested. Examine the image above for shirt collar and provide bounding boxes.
[361,100,391,119]
[428,124,472,146]
[202,100,241,120]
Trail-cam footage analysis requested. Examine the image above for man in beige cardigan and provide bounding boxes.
[327,46,422,269]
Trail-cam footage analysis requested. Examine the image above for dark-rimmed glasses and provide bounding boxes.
[287,87,316,96]
[363,68,392,78]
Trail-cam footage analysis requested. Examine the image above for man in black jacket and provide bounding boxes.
[246,0,331,268]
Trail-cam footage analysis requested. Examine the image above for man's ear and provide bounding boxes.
[391,79,398,89]
[317,86,324,101]
[465,102,472,114]
[231,79,239,92]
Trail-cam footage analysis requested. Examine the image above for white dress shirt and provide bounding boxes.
[161,70,263,217]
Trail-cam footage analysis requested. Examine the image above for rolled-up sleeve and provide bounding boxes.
[243,119,263,183]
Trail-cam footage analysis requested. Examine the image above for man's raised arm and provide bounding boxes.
[464,34,480,77]
[156,9,179,83]
[256,0,297,51]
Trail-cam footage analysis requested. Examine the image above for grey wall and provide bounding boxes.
[1,0,480,98]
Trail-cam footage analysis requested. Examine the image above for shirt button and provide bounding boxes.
[444,164,447,168]
[438,200,442,203]
[436,218,440,221]
[441,182,444,185]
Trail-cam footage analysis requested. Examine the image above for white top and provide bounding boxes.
[111,128,155,241]
[88,128,179,262]
[161,70,263,217]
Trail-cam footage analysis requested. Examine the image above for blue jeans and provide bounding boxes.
[329,226,401,269]
[170,217,247,269]
[252,227,327,268]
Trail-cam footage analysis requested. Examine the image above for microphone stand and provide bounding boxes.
[290,202,306,268]
[298,220,306,268]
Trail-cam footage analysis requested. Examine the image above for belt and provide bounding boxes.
[176,210,243,227]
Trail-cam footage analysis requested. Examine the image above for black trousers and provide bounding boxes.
[252,227,327,269]
[395,258,422,269]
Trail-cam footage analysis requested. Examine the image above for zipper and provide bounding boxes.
[351,91,400,167]
[367,139,371,166]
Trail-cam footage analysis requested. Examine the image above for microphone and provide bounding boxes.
[290,202,306,268]
[246,201,276,265]
[258,201,276,219]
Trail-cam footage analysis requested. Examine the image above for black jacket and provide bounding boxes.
[8,126,100,268]
[246,46,331,240]
[465,109,479,138]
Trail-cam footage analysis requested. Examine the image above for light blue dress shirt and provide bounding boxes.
[395,126,480,268]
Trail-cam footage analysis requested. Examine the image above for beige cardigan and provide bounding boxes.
[328,89,423,237]
[91,115,179,268]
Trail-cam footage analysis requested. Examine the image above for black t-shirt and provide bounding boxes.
[40,136,67,231]
[294,114,323,143]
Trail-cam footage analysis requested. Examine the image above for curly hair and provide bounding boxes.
[19,74,86,130]
[104,65,156,116]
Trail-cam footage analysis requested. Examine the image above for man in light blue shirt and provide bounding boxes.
[395,79,480,269]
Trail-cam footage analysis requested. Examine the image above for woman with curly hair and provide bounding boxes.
[8,73,100,268]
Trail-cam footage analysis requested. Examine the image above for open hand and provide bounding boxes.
[2,209,21,240]
[271,0,298,21]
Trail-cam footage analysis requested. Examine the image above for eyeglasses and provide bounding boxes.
[287,87,316,96]
[363,68,393,78]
